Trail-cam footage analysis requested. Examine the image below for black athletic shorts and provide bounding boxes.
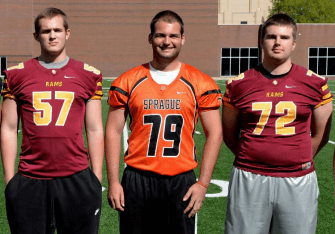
[120,166,196,234]
[5,167,102,234]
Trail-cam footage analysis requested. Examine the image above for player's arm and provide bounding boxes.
[333,150,335,211]
[1,98,18,186]
[222,105,241,155]
[311,101,334,210]
[310,101,332,157]
[0,79,2,123]
[105,106,127,211]
[183,108,223,218]
[85,99,104,183]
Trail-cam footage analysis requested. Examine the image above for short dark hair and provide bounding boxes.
[150,10,184,35]
[261,13,297,41]
[34,7,68,34]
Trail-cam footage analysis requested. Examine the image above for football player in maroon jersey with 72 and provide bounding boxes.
[222,14,332,234]
[1,8,103,234]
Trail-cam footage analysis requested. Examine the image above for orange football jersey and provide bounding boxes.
[108,63,222,176]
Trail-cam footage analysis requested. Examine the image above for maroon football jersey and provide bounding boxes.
[224,64,332,177]
[2,58,103,179]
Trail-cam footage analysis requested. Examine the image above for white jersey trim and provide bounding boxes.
[149,62,180,85]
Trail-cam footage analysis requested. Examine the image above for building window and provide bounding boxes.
[0,57,6,77]
[240,21,248,24]
[221,48,258,76]
[309,47,335,76]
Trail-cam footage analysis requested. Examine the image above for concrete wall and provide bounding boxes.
[218,0,271,25]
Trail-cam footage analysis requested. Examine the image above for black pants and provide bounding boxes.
[5,168,102,234]
[120,166,196,234]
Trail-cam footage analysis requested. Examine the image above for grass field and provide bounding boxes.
[0,78,335,233]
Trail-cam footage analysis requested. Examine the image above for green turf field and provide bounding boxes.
[0,78,334,233]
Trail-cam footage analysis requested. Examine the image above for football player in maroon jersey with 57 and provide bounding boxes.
[1,8,103,234]
[222,14,332,234]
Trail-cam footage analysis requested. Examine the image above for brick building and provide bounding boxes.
[1,0,334,78]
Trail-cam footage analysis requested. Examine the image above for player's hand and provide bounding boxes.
[4,174,15,187]
[183,183,207,218]
[108,182,125,212]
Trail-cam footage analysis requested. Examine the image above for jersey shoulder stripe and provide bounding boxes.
[315,98,332,109]
[129,77,148,97]
[110,86,128,97]
[201,89,221,97]
[181,64,222,110]
[111,64,149,91]
[180,77,198,107]
[180,77,196,95]
[69,59,103,100]
[2,59,35,99]
[108,64,149,108]
[7,62,25,71]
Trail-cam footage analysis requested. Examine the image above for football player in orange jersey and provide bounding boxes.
[1,8,103,234]
[222,14,333,234]
[106,10,223,234]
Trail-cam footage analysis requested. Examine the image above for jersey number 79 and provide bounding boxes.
[144,114,184,157]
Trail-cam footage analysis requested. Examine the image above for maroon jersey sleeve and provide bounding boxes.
[2,62,25,99]
[303,69,332,108]
[82,63,103,100]
[223,73,247,110]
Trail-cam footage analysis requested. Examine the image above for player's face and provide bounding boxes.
[261,25,296,63]
[34,16,70,60]
[149,20,185,61]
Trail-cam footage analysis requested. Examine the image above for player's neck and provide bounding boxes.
[39,49,68,64]
[262,57,292,75]
[151,59,181,72]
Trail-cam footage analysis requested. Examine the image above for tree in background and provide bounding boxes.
[269,0,335,23]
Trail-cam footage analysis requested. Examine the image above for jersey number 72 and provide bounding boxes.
[252,101,296,135]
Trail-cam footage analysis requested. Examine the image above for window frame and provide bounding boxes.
[1,56,7,77]
[308,47,335,76]
[220,47,259,77]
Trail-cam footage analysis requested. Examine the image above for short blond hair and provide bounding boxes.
[34,7,68,34]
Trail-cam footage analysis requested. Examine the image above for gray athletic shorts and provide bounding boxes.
[224,166,319,234]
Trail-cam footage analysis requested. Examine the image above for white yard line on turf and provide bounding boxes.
[329,141,335,145]
[123,123,129,163]
[195,214,198,234]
